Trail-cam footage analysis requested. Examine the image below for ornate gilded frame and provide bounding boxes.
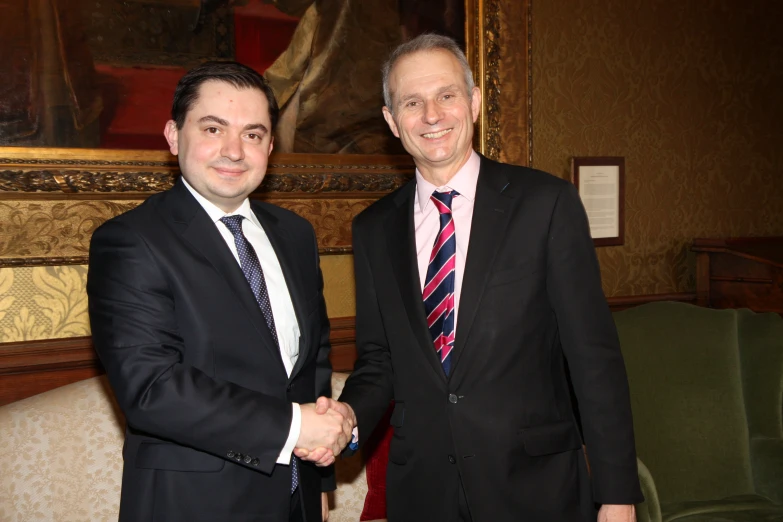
[0,0,532,268]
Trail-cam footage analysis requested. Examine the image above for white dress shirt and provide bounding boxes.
[182,177,301,465]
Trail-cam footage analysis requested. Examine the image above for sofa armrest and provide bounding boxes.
[751,436,783,504]
[635,458,662,522]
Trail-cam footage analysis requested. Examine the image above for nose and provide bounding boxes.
[220,133,244,162]
[422,100,442,125]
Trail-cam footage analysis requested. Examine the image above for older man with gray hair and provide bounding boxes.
[308,34,643,522]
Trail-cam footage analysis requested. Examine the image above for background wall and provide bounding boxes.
[528,0,783,296]
[4,0,783,344]
[322,0,783,307]
[321,255,356,318]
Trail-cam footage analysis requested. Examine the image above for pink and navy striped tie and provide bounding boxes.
[423,190,459,375]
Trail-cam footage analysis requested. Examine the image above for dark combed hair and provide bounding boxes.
[171,61,279,131]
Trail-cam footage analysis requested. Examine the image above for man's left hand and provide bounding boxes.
[598,504,635,522]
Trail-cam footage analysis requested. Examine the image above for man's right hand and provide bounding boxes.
[297,401,353,458]
[295,398,357,466]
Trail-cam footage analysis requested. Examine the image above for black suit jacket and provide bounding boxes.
[339,156,643,522]
[88,180,333,522]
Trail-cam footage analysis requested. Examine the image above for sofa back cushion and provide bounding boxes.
[0,375,125,522]
[0,372,368,522]
[613,302,754,503]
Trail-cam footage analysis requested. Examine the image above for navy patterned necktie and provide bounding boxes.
[423,190,459,376]
[219,215,298,493]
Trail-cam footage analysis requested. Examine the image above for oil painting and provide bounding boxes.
[0,0,464,154]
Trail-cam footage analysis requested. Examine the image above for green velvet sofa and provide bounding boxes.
[613,302,783,522]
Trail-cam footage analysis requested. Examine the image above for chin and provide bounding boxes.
[424,151,455,164]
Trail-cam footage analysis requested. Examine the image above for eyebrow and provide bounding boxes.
[197,115,268,133]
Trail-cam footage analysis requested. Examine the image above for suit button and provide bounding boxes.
[448,455,456,464]
[235,453,243,461]
[244,455,252,464]
[251,458,259,466]
[448,394,458,404]
[227,451,235,458]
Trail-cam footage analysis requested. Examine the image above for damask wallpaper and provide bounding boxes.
[529,0,783,296]
[0,266,89,342]
[0,258,356,343]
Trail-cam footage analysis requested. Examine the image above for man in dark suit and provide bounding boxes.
[87,61,352,522]
[322,35,643,521]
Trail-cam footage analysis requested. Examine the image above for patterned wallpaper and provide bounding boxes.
[0,259,355,343]
[0,266,89,342]
[530,0,783,296]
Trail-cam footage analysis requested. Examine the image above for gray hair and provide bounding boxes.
[382,33,475,111]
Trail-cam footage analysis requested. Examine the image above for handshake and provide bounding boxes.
[294,398,357,467]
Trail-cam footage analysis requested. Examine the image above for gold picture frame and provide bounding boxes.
[0,0,532,268]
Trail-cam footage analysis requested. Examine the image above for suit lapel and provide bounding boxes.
[450,157,515,380]
[385,182,448,384]
[251,201,310,381]
[163,181,286,374]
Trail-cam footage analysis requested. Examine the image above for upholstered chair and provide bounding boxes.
[614,302,783,522]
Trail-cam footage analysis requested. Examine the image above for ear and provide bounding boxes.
[382,106,400,138]
[163,120,179,155]
[470,87,482,123]
[267,136,274,155]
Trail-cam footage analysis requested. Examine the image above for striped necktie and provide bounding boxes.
[423,190,459,376]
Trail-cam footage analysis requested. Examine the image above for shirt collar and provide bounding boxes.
[415,150,481,212]
[181,176,260,227]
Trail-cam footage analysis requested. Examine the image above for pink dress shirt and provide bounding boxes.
[413,151,481,329]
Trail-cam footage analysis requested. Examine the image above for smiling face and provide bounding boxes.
[164,80,274,213]
[383,49,481,186]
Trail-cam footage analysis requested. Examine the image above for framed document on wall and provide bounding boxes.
[571,156,625,247]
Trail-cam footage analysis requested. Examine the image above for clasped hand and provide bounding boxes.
[295,397,356,467]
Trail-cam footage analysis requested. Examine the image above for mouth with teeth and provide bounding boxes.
[422,128,452,139]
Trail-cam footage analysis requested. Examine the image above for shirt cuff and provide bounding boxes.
[349,426,359,451]
[276,403,301,465]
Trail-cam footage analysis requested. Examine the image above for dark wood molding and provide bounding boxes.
[0,292,699,406]
[0,316,360,406]
[328,317,358,374]
[692,237,783,314]
[0,336,99,375]
[692,236,783,269]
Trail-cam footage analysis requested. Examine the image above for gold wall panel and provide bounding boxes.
[0,257,356,344]
[0,201,139,264]
[0,198,379,265]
